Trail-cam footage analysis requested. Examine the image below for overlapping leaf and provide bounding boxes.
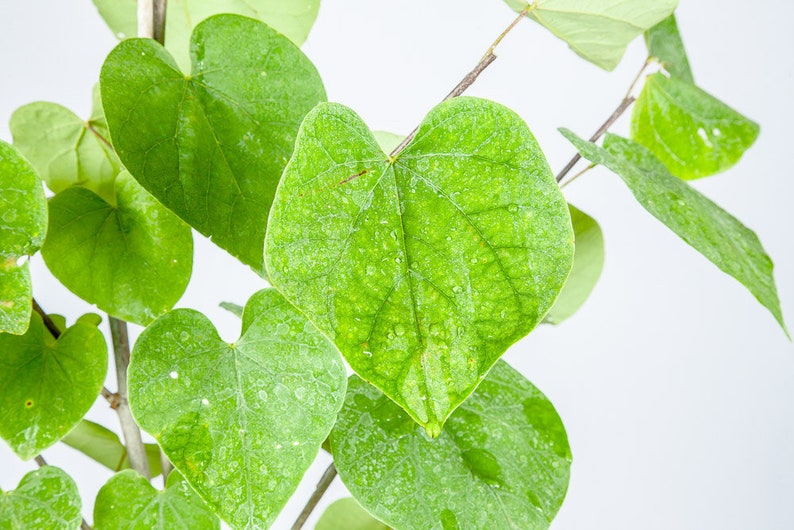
[561,130,787,335]
[61,420,163,476]
[316,498,390,530]
[265,97,573,436]
[0,313,107,459]
[100,14,326,273]
[128,289,347,528]
[645,15,693,82]
[0,466,82,529]
[41,171,193,326]
[330,362,571,530]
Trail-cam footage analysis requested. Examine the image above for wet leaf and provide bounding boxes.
[645,15,693,82]
[0,466,82,529]
[316,498,390,530]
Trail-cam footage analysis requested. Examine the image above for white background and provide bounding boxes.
[1,0,793,528]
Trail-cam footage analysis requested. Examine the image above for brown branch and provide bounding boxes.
[291,463,337,530]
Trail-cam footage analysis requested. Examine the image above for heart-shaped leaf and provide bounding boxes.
[0,466,82,529]
[316,498,390,530]
[94,470,219,529]
[330,361,572,530]
[40,171,193,326]
[645,15,693,83]
[0,140,47,335]
[10,85,122,204]
[93,0,320,71]
[61,420,163,476]
[100,14,326,273]
[631,73,759,180]
[265,97,573,436]
[0,313,108,459]
[128,289,347,528]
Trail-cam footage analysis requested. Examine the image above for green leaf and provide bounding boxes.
[10,85,122,204]
[544,204,604,324]
[100,14,325,274]
[645,15,693,82]
[330,361,571,530]
[93,0,320,71]
[630,73,759,180]
[41,171,193,326]
[371,131,404,155]
[0,313,108,459]
[61,420,163,476]
[94,470,219,530]
[0,466,82,530]
[518,0,678,71]
[560,130,788,336]
[218,301,243,318]
[0,140,47,335]
[316,498,390,530]
[265,97,573,436]
[128,288,347,528]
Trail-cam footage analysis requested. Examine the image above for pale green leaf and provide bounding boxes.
[93,0,320,71]
[517,0,678,71]
[0,313,108,459]
[94,470,219,530]
[544,204,604,324]
[265,97,573,436]
[316,498,390,530]
[218,301,243,318]
[61,420,163,476]
[371,131,404,155]
[100,14,325,273]
[561,130,787,336]
[10,87,122,204]
[128,289,347,528]
[645,15,693,82]
[631,73,759,180]
[0,466,82,530]
[40,171,192,326]
[330,361,571,530]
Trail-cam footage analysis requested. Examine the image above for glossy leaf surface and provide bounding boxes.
[61,420,163,476]
[561,130,787,335]
[265,98,573,436]
[316,498,390,530]
[94,470,218,529]
[0,466,82,530]
[41,172,193,326]
[631,73,759,180]
[331,362,571,530]
[0,313,107,459]
[100,14,325,273]
[128,289,347,528]
[645,15,693,82]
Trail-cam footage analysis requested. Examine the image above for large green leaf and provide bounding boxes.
[561,130,788,336]
[316,498,390,530]
[265,97,573,436]
[0,141,47,335]
[331,361,571,530]
[510,0,678,71]
[61,420,163,476]
[93,0,320,71]
[544,204,604,325]
[645,15,693,82]
[631,73,759,180]
[0,313,108,459]
[10,85,122,204]
[128,289,347,528]
[94,470,219,529]
[0,466,82,530]
[40,171,193,326]
[100,14,325,273]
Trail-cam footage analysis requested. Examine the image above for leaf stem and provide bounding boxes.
[34,455,93,530]
[137,0,167,43]
[290,463,337,530]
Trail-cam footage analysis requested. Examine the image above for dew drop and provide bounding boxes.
[169,371,179,379]
[452,286,463,294]
[179,331,190,342]
[507,204,519,213]
[201,398,210,405]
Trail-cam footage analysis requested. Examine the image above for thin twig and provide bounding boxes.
[560,163,595,189]
[34,455,93,529]
[137,0,167,43]
[34,454,47,467]
[291,463,337,530]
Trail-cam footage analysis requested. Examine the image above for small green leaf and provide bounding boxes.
[371,131,404,155]
[0,140,47,335]
[544,204,604,325]
[0,466,83,530]
[0,312,108,459]
[316,498,390,530]
[41,171,193,326]
[218,301,243,318]
[100,14,325,273]
[330,361,571,530]
[61,420,163,476]
[10,85,122,204]
[93,0,320,71]
[631,73,759,180]
[515,0,678,71]
[128,289,347,528]
[560,130,788,336]
[645,15,693,82]
[94,470,219,530]
[265,98,573,436]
